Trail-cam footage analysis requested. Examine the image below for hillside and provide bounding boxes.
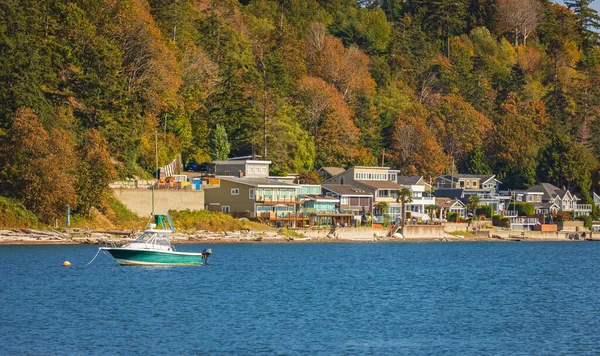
[1,0,600,222]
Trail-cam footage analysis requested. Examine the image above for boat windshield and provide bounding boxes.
[133,231,171,247]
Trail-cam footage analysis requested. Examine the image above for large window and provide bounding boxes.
[249,189,255,199]
[354,172,388,181]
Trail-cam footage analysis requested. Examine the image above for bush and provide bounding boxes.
[508,202,534,216]
[447,212,459,222]
[576,215,593,229]
[476,205,493,218]
[492,214,510,227]
[170,209,265,232]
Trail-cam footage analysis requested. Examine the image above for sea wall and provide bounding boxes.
[112,188,204,217]
[402,225,445,238]
[297,225,446,240]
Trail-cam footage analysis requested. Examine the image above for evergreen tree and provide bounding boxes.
[209,124,231,161]
[566,0,600,51]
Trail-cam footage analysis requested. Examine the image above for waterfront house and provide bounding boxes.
[525,183,592,217]
[435,198,467,219]
[321,184,374,225]
[511,190,553,215]
[296,184,353,226]
[324,166,406,221]
[392,174,435,217]
[435,174,505,213]
[203,176,306,227]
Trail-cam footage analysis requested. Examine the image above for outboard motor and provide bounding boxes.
[201,248,212,265]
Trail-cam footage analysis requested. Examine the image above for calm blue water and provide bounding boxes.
[1,242,599,355]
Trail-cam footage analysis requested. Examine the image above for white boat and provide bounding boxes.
[100,218,211,266]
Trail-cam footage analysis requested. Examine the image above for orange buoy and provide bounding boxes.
[62,261,71,267]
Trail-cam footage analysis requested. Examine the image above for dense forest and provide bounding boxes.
[1,0,600,223]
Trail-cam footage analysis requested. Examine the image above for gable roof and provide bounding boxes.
[396,176,423,186]
[527,183,572,201]
[438,174,495,183]
[435,198,466,209]
[318,167,345,177]
[322,184,372,196]
[435,188,464,199]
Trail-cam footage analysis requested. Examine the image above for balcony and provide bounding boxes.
[255,197,299,204]
[574,204,593,212]
[259,212,309,221]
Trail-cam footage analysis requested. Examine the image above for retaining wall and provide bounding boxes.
[112,188,204,217]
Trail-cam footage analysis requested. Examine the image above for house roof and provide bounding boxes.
[435,188,464,199]
[435,198,465,209]
[218,176,296,188]
[533,202,559,209]
[527,183,571,201]
[322,184,372,196]
[317,167,345,177]
[396,176,423,186]
[303,194,339,202]
[438,174,497,184]
[355,180,405,190]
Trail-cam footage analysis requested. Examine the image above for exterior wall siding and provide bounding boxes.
[203,180,255,214]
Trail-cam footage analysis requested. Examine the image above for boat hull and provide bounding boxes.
[101,248,203,266]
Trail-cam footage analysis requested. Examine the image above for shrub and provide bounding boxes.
[476,205,493,218]
[508,202,534,216]
[447,212,459,222]
[492,214,510,227]
[576,215,593,229]
[170,209,265,232]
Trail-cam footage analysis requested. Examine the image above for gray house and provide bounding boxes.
[214,157,271,178]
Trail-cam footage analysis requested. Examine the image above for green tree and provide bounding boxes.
[77,129,117,217]
[209,124,231,161]
[464,146,492,174]
[468,195,480,216]
[565,0,600,51]
[396,187,413,230]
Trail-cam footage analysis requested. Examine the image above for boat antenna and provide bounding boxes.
[152,130,158,218]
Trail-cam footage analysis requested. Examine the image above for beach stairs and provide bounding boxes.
[387,221,402,238]
[327,225,337,238]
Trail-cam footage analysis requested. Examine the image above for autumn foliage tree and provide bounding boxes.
[77,129,117,217]
[0,108,76,223]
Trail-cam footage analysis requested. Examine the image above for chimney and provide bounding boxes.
[238,170,244,178]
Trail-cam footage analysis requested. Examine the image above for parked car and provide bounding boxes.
[185,161,200,171]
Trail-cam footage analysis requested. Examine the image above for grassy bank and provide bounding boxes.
[0,196,43,229]
[0,194,267,233]
[170,210,265,232]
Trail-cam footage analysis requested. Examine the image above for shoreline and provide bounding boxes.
[0,228,594,245]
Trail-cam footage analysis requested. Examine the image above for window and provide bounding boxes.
[248,167,254,175]
[261,167,267,175]
[466,180,471,187]
[249,189,255,199]
[222,206,230,213]
[472,180,477,187]
[527,195,533,202]
[231,188,239,195]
